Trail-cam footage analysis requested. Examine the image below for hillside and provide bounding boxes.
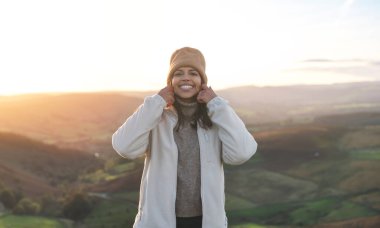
[1,111,379,226]
[224,112,380,226]
[0,93,143,155]
[0,132,102,197]
[1,81,379,158]
[218,81,380,124]
[1,82,380,227]
[79,112,380,227]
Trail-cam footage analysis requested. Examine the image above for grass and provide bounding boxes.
[322,201,378,222]
[230,224,276,228]
[285,157,380,193]
[80,160,139,184]
[225,168,318,204]
[0,214,66,228]
[228,196,379,226]
[79,169,118,183]
[82,195,137,228]
[225,193,256,211]
[337,160,380,192]
[349,148,380,160]
[227,201,299,224]
[111,162,135,174]
[112,191,139,203]
[228,152,266,170]
[289,198,339,225]
[339,127,380,150]
[351,190,380,210]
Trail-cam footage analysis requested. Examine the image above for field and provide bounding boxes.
[1,85,380,227]
[0,215,67,228]
[1,114,379,227]
[82,193,137,228]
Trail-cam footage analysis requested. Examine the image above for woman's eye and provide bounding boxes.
[190,72,199,76]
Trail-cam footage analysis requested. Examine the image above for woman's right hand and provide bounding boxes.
[158,86,175,107]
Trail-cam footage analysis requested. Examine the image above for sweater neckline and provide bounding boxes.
[176,99,198,118]
[176,98,197,107]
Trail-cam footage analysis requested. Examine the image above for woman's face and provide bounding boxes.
[171,66,202,102]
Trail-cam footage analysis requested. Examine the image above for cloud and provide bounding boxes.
[287,59,380,81]
[302,59,367,63]
[371,61,380,66]
[302,59,333,63]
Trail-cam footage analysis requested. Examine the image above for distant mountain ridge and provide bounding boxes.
[1,83,380,226]
[219,81,380,105]
[0,81,379,154]
[218,81,380,124]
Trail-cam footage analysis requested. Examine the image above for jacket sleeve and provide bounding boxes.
[112,94,167,159]
[207,96,258,165]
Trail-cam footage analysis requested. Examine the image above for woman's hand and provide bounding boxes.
[197,84,217,103]
[158,86,175,106]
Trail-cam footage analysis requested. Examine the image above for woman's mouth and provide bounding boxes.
[179,85,194,91]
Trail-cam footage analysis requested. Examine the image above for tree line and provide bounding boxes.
[0,183,93,221]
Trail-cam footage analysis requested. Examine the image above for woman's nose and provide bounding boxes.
[181,73,191,80]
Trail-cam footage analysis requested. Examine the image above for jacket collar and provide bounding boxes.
[165,106,178,122]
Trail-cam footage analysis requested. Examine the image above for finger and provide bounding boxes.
[197,96,204,103]
[167,97,174,106]
[196,92,202,100]
[201,84,208,90]
[197,93,205,103]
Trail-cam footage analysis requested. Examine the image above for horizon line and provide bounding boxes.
[1,80,379,97]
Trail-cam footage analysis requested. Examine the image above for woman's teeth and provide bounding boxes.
[180,85,193,90]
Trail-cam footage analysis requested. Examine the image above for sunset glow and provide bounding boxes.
[1,0,379,95]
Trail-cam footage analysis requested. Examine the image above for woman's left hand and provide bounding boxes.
[197,84,217,103]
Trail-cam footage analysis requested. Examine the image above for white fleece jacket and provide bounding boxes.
[112,94,258,228]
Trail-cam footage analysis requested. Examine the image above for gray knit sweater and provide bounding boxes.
[174,100,202,217]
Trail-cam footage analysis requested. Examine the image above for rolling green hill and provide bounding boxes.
[79,112,380,227]
[222,113,380,226]
[1,82,380,227]
[0,132,102,197]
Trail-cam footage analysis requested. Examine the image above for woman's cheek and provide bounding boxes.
[196,84,202,92]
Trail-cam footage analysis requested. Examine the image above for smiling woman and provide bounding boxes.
[112,47,258,227]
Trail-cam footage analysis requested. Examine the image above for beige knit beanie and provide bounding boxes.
[167,47,207,85]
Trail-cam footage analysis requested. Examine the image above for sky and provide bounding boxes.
[0,0,380,95]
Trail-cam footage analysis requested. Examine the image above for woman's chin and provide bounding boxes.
[175,93,198,103]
